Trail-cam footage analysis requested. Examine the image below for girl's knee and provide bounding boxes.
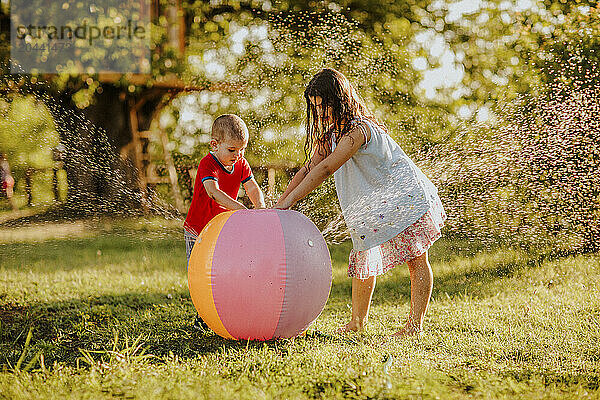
[408,251,428,263]
[353,276,376,286]
[407,252,430,271]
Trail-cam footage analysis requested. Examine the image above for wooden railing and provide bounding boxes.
[7,161,300,210]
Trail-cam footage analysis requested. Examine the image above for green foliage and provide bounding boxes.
[156,0,457,164]
[477,5,600,253]
[422,3,600,253]
[533,5,600,89]
[7,0,151,74]
[0,95,59,170]
[511,7,600,253]
[420,0,597,115]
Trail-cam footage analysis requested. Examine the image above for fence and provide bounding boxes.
[2,155,302,212]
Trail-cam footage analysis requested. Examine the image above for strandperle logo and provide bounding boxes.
[10,0,151,74]
[14,19,147,46]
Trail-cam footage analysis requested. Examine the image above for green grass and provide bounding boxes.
[1,217,599,399]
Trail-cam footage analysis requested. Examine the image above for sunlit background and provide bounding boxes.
[1,0,598,253]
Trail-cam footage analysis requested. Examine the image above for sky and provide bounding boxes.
[412,0,537,120]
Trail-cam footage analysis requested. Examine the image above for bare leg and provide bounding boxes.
[339,276,376,332]
[392,251,433,337]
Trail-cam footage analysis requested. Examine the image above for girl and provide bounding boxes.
[274,68,446,336]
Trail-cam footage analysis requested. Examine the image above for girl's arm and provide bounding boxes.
[275,126,366,209]
[203,180,247,210]
[276,141,330,206]
[243,178,266,209]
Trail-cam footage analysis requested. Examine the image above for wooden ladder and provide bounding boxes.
[127,96,185,213]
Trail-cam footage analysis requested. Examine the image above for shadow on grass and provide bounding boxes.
[0,204,178,229]
[0,204,96,228]
[330,237,552,306]
[0,234,183,271]
[0,289,361,369]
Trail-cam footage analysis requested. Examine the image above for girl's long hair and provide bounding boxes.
[303,68,383,166]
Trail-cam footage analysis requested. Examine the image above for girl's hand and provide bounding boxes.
[272,194,286,209]
[274,198,293,209]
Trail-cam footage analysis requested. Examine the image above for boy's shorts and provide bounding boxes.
[184,229,198,268]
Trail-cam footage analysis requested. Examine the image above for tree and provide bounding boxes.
[428,3,600,253]
[513,6,600,253]
[3,0,451,215]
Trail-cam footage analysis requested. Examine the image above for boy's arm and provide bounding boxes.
[243,178,266,209]
[203,180,247,210]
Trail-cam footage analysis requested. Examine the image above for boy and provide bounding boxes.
[184,114,265,330]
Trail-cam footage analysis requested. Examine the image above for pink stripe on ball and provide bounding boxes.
[211,209,286,340]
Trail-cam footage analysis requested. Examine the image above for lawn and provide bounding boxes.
[1,217,599,399]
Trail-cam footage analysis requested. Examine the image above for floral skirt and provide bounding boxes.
[348,201,446,280]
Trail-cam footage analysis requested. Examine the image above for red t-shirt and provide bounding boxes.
[184,153,253,235]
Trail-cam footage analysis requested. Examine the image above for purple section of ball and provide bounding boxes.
[272,210,332,338]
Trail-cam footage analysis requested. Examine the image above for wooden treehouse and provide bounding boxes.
[1,1,298,213]
[95,1,295,214]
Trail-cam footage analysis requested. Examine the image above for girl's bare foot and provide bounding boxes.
[391,320,422,338]
[336,320,364,333]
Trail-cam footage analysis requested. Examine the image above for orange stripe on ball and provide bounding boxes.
[188,211,235,339]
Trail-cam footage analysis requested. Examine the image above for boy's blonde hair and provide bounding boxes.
[211,114,249,141]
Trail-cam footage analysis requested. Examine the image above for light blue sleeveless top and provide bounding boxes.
[332,118,443,251]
